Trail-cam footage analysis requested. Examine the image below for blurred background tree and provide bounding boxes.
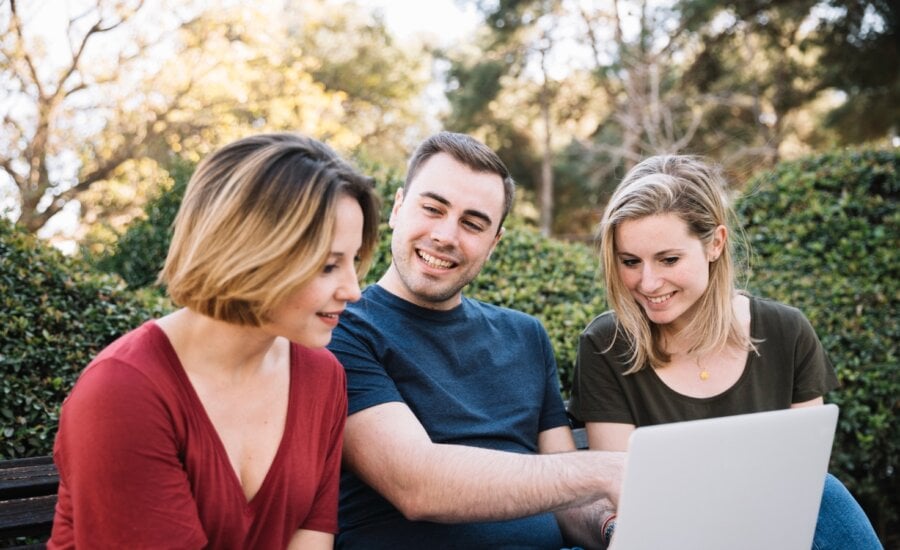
[442,0,898,236]
[2,0,895,241]
[1,0,430,248]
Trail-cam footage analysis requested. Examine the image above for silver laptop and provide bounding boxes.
[610,404,839,550]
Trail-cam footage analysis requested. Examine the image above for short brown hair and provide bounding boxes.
[405,132,515,230]
[159,133,380,326]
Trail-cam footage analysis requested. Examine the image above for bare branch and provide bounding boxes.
[9,0,45,98]
[0,156,25,189]
[575,6,618,99]
[670,107,704,152]
[59,0,148,98]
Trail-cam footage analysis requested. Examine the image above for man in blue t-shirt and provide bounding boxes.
[328,132,623,549]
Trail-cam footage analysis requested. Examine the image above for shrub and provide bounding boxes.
[735,148,899,538]
[0,219,170,459]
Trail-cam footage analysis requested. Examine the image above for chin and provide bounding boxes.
[293,334,332,348]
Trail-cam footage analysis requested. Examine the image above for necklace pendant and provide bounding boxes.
[699,370,710,381]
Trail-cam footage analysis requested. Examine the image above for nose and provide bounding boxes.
[639,263,663,293]
[430,217,460,247]
[338,268,362,303]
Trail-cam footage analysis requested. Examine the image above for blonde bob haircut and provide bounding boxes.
[159,133,380,326]
[597,155,755,374]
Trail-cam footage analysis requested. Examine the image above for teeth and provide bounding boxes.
[319,313,338,318]
[647,293,673,304]
[419,251,453,268]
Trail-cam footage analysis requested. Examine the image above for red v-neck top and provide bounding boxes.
[49,321,346,549]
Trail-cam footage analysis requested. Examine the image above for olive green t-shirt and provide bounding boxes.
[568,296,839,426]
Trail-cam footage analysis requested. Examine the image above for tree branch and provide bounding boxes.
[9,0,45,99]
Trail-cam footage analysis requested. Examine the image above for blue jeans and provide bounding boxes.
[813,473,883,549]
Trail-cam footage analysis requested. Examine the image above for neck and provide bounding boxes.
[378,266,463,311]
[157,308,284,383]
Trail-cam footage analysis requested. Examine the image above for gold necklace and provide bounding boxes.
[696,356,710,381]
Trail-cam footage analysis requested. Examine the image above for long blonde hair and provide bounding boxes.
[598,155,754,373]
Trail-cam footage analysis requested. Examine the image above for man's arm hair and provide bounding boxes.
[342,402,624,523]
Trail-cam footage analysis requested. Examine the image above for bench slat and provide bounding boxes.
[0,458,59,501]
[0,494,57,539]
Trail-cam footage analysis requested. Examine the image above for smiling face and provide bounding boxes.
[614,212,726,333]
[380,153,505,310]
[263,195,364,347]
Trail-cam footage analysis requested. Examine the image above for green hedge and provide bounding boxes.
[735,148,898,537]
[0,220,170,459]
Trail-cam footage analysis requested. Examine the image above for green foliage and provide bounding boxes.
[0,219,170,459]
[91,159,194,291]
[735,148,899,536]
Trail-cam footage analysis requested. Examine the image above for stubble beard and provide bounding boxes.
[395,258,474,305]
[391,240,484,307]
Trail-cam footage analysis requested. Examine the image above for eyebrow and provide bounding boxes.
[419,191,495,227]
[617,249,687,257]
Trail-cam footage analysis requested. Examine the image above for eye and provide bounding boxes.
[323,263,338,274]
[422,204,442,215]
[662,256,679,265]
[620,258,640,267]
[462,219,486,232]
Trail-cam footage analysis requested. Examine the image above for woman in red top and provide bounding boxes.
[49,133,380,549]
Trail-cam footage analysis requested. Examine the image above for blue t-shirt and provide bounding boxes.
[328,284,570,549]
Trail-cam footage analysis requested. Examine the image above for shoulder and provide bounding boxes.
[463,297,546,332]
[78,322,175,391]
[291,344,346,385]
[61,324,182,427]
[750,296,815,332]
[581,311,619,347]
[341,285,386,322]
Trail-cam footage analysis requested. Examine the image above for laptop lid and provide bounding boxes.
[610,404,839,550]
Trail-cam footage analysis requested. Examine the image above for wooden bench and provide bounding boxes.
[0,455,58,548]
[572,426,588,450]
[568,406,589,450]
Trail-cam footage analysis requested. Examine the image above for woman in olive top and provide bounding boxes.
[569,155,882,549]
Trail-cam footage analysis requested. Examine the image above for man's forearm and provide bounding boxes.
[353,442,623,523]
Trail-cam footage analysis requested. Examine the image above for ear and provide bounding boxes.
[708,224,728,261]
[388,188,405,229]
[486,226,505,261]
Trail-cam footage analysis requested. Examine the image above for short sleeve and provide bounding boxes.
[568,315,637,425]
[49,360,207,549]
[789,309,839,403]
[329,318,405,416]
